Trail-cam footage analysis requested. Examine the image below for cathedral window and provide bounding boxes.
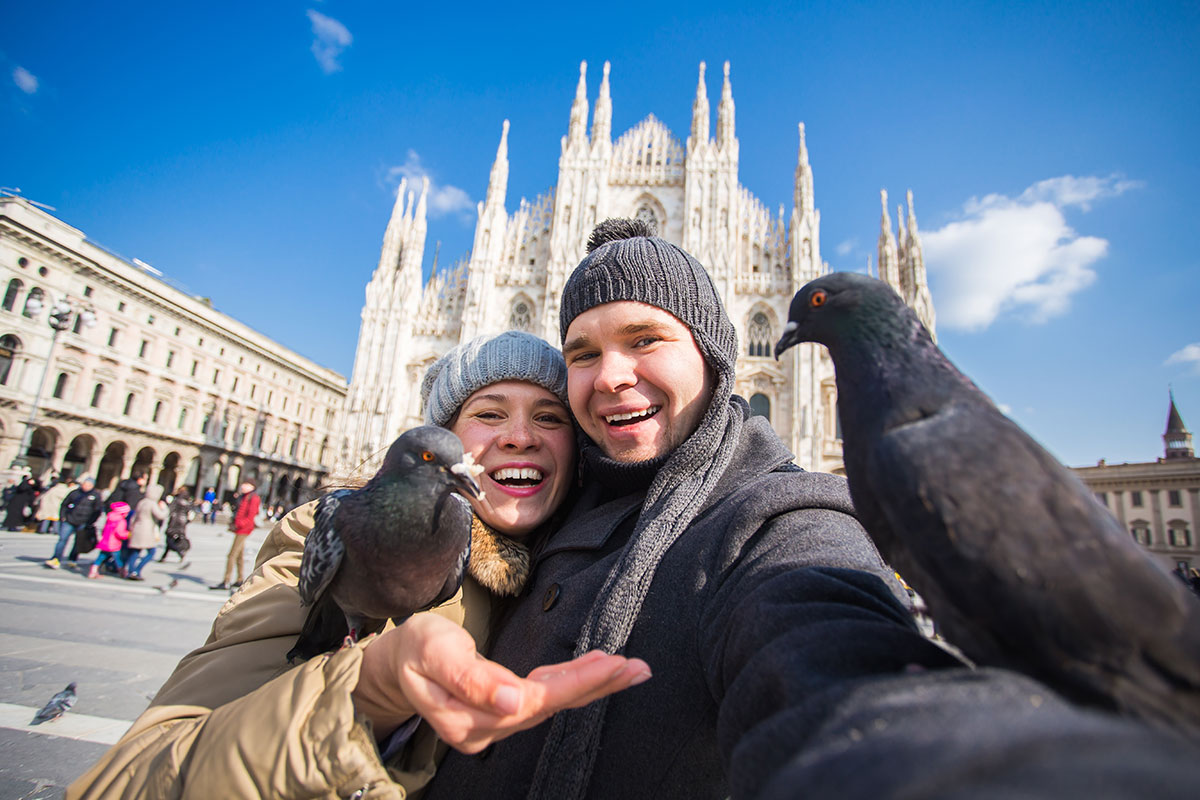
[509,299,533,332]
[747,312,773,357]
[749,393,771,423]
[635,204,658,234]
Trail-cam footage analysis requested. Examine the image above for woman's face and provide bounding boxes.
[450,380,575,539]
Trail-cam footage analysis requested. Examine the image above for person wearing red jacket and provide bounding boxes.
[210,481,261,590]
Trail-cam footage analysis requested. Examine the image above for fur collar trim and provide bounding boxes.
[467,516,530,597]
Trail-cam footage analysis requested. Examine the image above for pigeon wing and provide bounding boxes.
[298,490,352,607]
[423,494,474,614]
[863,398,1200,710]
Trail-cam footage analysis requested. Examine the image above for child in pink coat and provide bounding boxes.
[88,501,131,579]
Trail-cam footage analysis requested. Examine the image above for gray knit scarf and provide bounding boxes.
[526,389,745,800]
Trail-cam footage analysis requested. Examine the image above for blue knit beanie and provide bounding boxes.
[420,331,569,427]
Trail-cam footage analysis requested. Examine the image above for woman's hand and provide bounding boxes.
[352,614,650,754]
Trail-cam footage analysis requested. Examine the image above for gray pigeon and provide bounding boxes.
[287,426,481,662]
[775,271,1200,738]
[31,683,75,724]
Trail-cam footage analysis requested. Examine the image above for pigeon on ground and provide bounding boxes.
[31,683,76,724]
[287,426,482,663]
[775,271,1200,738]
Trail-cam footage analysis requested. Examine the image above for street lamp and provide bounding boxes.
[10,295,97,471]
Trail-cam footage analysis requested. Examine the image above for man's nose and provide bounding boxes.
[593,351,636,394]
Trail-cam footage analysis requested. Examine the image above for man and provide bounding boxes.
[35,474,74,534]
[411,219,1200,799]
[201,486,217,523]
[211,481,260,590]
[44,475,102,570]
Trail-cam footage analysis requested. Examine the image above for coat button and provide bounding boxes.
[542,583,561,611]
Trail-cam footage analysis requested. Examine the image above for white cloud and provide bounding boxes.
[835,238,857,257]
[386,150,474,219]
[922,174,1138,331]
[1166,343,1200,374]
[306,9,352,74]
[12,66,38,94]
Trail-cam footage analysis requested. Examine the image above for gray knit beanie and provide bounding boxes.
[420,331,568,427]
[530,219,748,800]
[559,219,738,377]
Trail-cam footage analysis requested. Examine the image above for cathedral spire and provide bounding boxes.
[411,176,429,243]
[485,119,510,209]
[690,61,710,146]
[1164,390,1194,459]
[877,189,900,290]
[378,177,409,273]
[716,61,736,150]
[591,61,611,145]
[567,60,589,150]
[794,122,814,216]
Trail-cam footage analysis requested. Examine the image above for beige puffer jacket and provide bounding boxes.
[68,499,530,799]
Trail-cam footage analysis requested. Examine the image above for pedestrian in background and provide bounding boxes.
[210,481,260,591]
[161,486,193,564]
[5,475,38,531]
[44,476,102,570]
[201,487,217,524]
[88,501,131,579]
[126,484,167,581]
[35,475,74,534]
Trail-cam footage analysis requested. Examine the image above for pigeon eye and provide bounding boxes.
[421,451,435,462]
[810,290,827,308]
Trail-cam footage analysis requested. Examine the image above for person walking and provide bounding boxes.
[5,475,38,531]
[88,502,131,579]
[126,484,168,580]
[160,486,193,563]
[201,487,217,524]
[35,475,74,534]
[210,481,260,590]
[44,476,103,570]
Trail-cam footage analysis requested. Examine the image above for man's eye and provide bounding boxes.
[634,336,661,348]
[569,351,597,364]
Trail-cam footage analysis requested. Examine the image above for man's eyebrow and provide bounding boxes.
[562,333,592,357]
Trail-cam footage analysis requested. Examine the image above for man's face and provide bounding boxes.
[81,480,94,491]
[564,301,713,463]
[240,483,253,494]
[137,475,147,486]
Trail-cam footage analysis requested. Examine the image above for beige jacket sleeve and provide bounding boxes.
[68,501,487,800]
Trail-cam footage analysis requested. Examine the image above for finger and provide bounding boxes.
[525,654,651,712]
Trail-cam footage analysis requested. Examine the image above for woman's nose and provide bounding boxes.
[499,419,538,450]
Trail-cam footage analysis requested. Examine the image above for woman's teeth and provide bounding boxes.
[605,406,660,425]
[491,467,544,486]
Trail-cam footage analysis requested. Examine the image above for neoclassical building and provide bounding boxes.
[340,61,936,473]
[1073,394,1200,574]
[0,194,347,507]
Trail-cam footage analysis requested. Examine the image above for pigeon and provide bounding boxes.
[775,271,1200,738]
[31,683,76,724]
[287,426,482,663]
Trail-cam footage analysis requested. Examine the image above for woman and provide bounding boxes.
[160,486,193,563]
[125,484,167,580]
[70,331,646,799]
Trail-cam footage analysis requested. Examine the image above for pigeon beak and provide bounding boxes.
[774,321,800,360]
[448,460,483,500]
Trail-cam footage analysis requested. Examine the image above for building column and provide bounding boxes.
[1150,489,1164,545]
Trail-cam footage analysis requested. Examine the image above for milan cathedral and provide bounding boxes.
[339,61,936,474]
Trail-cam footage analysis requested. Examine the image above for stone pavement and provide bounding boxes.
[0,516,277,798]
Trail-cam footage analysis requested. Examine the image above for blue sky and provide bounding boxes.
[3,1,1198,467]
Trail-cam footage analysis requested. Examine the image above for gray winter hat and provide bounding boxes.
[420,331,569,427]
[558,218,738,377]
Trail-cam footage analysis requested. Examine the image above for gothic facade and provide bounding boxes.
[340,61,936,474]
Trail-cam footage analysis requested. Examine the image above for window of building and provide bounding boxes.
[152,400,163,423]
[749,392,771,422]
[107,328,119,347]
[213,368,220,385]
[1130,521,1152,546]
[139,339,149,358]
[1131,491,1144,507]
[72,315,86,334]
[747,312,773,357]
[2,279,23,311]
[0,334,19,384]
[1168,522,1192,548]
[84,286,93,297]
[179,407,188,429]
[231,377,238,392]
[147,314,155,325]
[91,383,104,408]
[22,288,43,318]
[166,350,175,368]
[123,392,135,415]
[52,372,68,399]
[174,326,180,336]
[250,384,256,399]
[117,302,125,312]
[198,337,204,346]
[191,360,198,377]
[509,300,533,332]
[1168,490,1182,507]
[1094,492,1107,506]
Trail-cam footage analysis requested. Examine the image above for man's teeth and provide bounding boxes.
[605,407,660,424]
[492,467,544,483]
